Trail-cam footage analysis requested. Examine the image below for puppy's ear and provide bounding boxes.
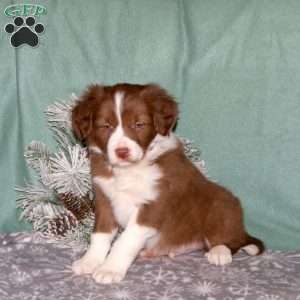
[142,84,178,136]
[71,85,103,141]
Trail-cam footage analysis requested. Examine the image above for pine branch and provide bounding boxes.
[48,145,91,197]
[24,141,51,173]
[61,214,95,245]
[45,94,79,151]
[15,183,62,222]
[39,159,53,187]
[45,94,78,130]
[180,137,208,175]
[50,126,77,152]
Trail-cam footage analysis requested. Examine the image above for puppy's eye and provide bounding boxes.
[97,123,112,129]
[133,122,145,129]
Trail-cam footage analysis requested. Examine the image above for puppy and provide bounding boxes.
[71,83,264,284]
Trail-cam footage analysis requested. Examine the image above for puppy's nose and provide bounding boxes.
[115,147,130,159]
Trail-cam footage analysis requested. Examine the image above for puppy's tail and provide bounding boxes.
[241,234,265,256]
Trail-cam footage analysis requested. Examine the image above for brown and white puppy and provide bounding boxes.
[71,83,264,284]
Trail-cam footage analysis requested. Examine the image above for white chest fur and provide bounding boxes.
[93,161,162,228]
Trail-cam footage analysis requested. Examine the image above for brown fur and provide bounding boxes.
[71,83,264,256]
[90,152,117,233]
[138,146,264,254]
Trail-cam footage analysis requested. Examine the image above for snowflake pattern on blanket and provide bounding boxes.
[1,232,300,300]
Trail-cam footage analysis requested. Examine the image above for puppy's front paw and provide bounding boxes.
[93,267,125,284]
[72,255,101,275]
[205,245,232,266]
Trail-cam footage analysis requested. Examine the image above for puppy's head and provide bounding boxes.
[72,83,178,167]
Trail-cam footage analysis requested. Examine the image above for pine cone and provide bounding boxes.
[58,193,94,221]
[48,211,78,236]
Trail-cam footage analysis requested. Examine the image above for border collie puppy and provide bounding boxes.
[71,83,264,284]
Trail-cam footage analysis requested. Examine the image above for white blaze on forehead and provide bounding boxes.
[107,90,144,166]
[114,91,124,127]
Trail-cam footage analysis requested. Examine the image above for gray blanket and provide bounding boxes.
[0,232,299,300]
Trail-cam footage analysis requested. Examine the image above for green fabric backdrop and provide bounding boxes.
[0,0,299,249]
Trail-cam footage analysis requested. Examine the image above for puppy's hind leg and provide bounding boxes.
[203,194,248,266]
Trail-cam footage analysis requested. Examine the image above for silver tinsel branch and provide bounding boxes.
[16,94,207,246]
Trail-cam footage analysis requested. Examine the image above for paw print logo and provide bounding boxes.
[5,16,44,48]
